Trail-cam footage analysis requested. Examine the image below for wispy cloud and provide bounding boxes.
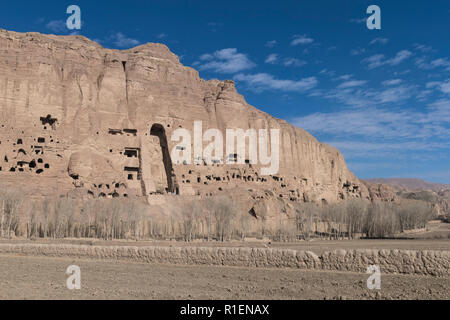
[319,68,336,77]
[292,102,450,142]
[426,80,450,94]
[207,22,224,32]
[157,33,167,39]
[46,20,67,33]
[317,83,415,108]
[382,79,403,86]
[413,44,434,53]
[291,34,314,46]
[415,56,450,71]
[369,37,389,45]
[267,54,307,67]
[350,47,366,56]
[265,53,278,64]
[265,40,277,48]
[431,58,450,71]
[337,80,367,89]
[324,140,449,159]
[234,73,317,92]
[197,48,256,74]
[363,50,413,69]
[283,58,307,67]
[349,18,366,24]
[112,32,140,48]
[292,96,450,164]
[335,74,353,81]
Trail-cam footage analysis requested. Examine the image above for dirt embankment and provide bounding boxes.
[0,243,448,277]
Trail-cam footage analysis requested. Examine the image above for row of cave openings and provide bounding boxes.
[0,114,61,175]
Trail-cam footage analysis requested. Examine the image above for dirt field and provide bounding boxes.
[0,254,449,300]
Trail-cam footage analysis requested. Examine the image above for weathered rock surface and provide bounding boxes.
[363,179,450,216]
[363,182,397,202]
[0,29,367,210]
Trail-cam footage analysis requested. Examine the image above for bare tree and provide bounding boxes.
[208,196,236,242]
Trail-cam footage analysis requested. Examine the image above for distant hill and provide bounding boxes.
[364,178,450,193]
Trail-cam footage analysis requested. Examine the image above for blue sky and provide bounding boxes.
[2,0,450,183]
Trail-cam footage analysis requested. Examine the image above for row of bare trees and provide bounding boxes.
[0,188,239,241]
[291,199,434,239]
[0,189,21,238]
[0,187,436,241]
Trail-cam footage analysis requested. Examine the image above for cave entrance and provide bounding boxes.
[150,123,174,193]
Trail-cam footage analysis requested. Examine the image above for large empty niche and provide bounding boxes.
[150,123,174,193]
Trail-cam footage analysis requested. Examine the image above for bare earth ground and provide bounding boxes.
[0,254,449,300]
[1,223,449,300]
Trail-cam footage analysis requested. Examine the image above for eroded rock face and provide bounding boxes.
[0,29,368,205]
[363,182,397,202]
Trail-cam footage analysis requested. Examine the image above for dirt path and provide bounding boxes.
[0,254,449,300]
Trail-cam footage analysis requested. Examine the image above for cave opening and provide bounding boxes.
[150,123,174,193]
[40,114,58,129]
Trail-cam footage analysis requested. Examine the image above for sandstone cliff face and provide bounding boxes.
[0,29,367,207]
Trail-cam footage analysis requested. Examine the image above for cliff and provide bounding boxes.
[0,29,368,209]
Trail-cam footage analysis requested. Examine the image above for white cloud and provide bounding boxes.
[265,53,278,64]
[291,34,314,46]
[265,40,277,48]
[292,102,450,143]
[416,57,450,71]
[321,84,415,108]
[283,58,307,67]
[234,73,318,92]
[157,33,167,39]
[413,44,433,53]
[382,79,402,86]
[389,50,413,66]
[431,58,450,71]
[378,85,414,103]
[46,20,67,33]
[349,18,366,24]
[337,80,367,89]
[112,33,140,48]
[350,47,366,56]
[364,50,413,69]
[370,37,389,45]
[426,80,450,94]
[319,69,336,77]
[197,48,256,74]
[264,54,306,67]
[335,74,353,81]
[364,54,385,69]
